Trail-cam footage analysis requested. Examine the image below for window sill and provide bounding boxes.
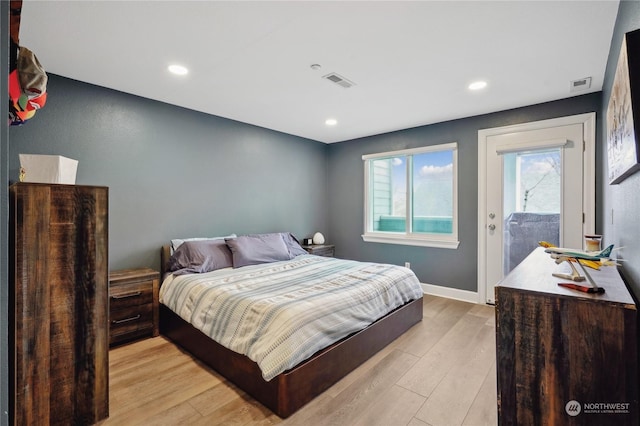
[361,234,460,249]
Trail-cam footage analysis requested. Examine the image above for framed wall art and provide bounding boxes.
[607,28,640,184]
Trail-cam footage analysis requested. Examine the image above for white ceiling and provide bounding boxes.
[19,1,619,144]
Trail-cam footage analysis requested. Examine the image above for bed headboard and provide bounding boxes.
[160,245,171,278]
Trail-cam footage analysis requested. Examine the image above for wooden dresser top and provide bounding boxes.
[496,247,635,307]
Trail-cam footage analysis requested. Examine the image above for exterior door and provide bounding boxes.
[478,113,595,304]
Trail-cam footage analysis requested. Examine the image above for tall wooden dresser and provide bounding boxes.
[10,183,109,425]
[495,247,638,425]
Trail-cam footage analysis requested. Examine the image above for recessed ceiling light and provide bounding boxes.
[468,80,487,91]
[168,64,189,76]
[325,118,338,126]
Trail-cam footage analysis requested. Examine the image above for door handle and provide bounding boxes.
[488,224,496,231]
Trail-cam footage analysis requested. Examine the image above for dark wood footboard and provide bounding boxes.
[160,296,423,418]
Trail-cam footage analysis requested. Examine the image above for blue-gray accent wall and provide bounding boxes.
[326,93,601,292]
[8,75,328,271]
[601,0,640,299]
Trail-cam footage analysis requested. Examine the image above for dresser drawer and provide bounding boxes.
[109,279,154,310]
[110,304,154,344]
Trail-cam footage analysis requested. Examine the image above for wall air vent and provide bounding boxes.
[323,72,356,89]
[570,77,592,93]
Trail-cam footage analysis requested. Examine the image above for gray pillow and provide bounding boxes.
[225,234,292,268]
[281,232,308,257]
[170,234,236,253]
[168,239,233,275]
[244,232,307,258]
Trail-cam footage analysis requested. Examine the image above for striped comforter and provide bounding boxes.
[159,254,423,381]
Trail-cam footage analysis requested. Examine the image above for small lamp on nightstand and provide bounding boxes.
[312,232,325,245]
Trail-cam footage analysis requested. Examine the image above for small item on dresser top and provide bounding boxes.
[557,282,605,294]
[551,257,586,282]
[19,154,78,184]
[556,258,605,294]
[576,258,605,292]
[544,243,614,263]
[584,234,603,251]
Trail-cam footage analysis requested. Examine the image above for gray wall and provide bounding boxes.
[601,0,640,299]
[326,93,602,292]
[8,75,328,271]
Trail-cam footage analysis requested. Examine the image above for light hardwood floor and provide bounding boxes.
[100,296,497,426]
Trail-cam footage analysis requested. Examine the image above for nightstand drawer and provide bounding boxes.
[109,280,154,309]
[110,304,154,343]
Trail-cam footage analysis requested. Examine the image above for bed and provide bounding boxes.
[158,233,424,418]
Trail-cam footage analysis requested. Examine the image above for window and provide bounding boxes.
[362,143,459,249]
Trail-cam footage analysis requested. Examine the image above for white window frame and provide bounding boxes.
[362,143,460,249]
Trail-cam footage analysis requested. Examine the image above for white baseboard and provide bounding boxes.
[421,283,481,304]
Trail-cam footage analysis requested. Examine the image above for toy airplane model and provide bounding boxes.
[544,244,614,262]
[539,241,616,270]
[540,242,614,293]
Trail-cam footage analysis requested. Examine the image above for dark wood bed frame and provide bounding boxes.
[159,246,424,418]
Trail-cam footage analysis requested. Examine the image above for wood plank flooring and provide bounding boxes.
[99,296,497,426]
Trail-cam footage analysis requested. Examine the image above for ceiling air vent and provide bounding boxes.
[570,77,592,93]
[323,72,356,89]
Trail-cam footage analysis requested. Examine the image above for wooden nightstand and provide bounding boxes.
[109,268,160,346]
[302,244,335,257]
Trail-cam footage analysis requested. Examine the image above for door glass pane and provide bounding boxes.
[371,157,406,232]
[412,150,454,234]
[503,148,561,274]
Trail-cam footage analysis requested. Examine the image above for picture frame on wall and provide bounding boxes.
[607,28,640,185]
